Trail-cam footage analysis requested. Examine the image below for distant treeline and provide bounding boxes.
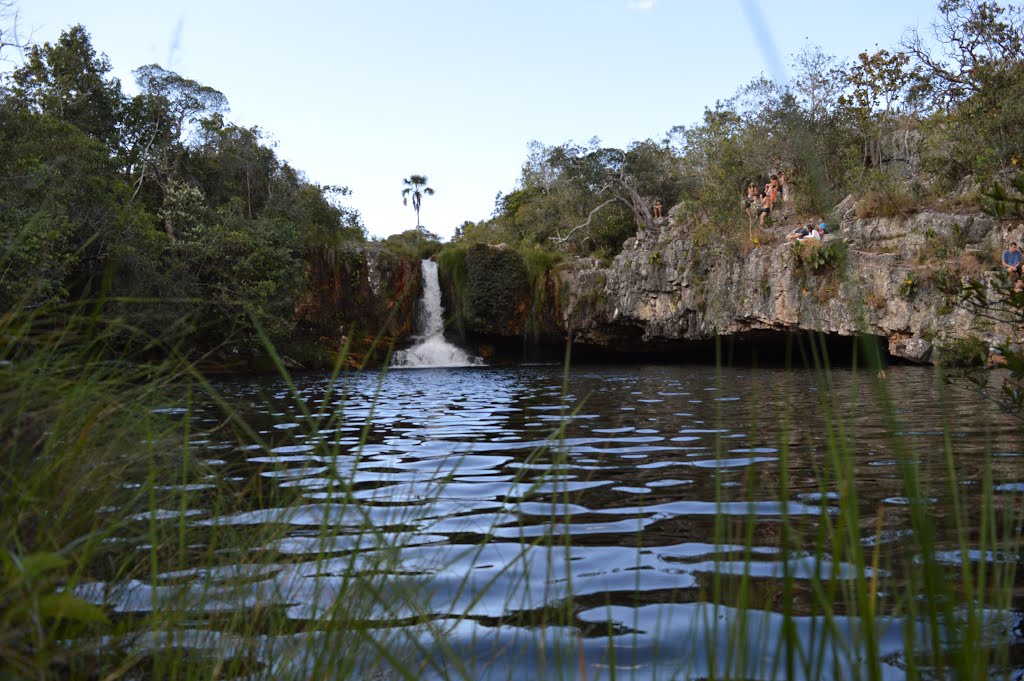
[443,0,1024,260]
[4,1,1024,358]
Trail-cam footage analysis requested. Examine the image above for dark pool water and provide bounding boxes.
[88,365,1024,679]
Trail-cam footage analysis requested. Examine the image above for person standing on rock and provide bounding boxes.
[778,171,791,205]
[1002,242,1023,279]
[742,183,760,228]
[757,176,779,228]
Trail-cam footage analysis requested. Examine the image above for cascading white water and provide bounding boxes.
[392,259,483,368]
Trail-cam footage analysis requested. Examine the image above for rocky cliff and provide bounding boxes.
[294,246,420,367]
[445,203,1023,365]
[292,205,1022,368]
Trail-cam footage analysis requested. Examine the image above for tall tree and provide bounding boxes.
[0,110,143,309]
[126,64,228,182]
[401,174,434,228]
[124,64,228,236]
[902,0,1024,110]
[901,0,1024,175]
[11,24,124,146]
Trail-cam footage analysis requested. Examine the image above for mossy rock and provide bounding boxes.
[464,244,529,335]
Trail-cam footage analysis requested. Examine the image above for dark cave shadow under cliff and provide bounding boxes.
[470,330,898,370]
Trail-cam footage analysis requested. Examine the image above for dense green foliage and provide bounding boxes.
[792,239,849,274]
[938,334,990,367]
[456,138,685,259]
[382,225,444,260]
[435,243,531,336]
[452,1,1024,266]
[463,244,529,331]
[0,24,366,358]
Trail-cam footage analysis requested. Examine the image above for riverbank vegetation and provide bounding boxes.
[450,1,1024,263]
[1,23,368,364]
[4,1,1023,361]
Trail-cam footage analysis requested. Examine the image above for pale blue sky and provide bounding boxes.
[12,1,944,240]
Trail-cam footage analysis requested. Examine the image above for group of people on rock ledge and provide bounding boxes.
[785,218,828,244]
[729,175,1024,294]
[743,172,791,228]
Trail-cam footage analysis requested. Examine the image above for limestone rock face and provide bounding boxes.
[296,211,1023,367]
[550,209,1024,363]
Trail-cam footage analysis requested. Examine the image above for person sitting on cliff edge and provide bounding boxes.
[798,223,822,243]
[786,223,809,242]
[1002,241,1023,280]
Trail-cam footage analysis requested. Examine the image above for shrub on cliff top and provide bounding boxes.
[380,226,443,260]
[849,169,920,218]
[791,239,848,274]
[519,245,564,292]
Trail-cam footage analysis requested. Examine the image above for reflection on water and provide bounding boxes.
[92,365,1024,679]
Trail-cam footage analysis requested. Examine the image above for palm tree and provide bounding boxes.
[401,174,434,228]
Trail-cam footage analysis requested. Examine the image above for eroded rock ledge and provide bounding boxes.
[294,208,1023,367]
[450,206,1024,365]
[577,208,1024,363]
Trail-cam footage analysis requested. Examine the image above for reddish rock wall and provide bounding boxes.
[295,246,420,368]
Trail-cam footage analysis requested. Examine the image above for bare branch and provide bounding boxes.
[901,0,1024,109]
[0,0,26,65]
[129,124,163,202]
[550,197,618,245]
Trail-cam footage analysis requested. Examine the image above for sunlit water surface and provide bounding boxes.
[91,365,1024,679]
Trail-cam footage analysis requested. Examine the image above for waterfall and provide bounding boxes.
[392,259,483,368]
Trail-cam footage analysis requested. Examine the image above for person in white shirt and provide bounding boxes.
[798,225,822,242]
